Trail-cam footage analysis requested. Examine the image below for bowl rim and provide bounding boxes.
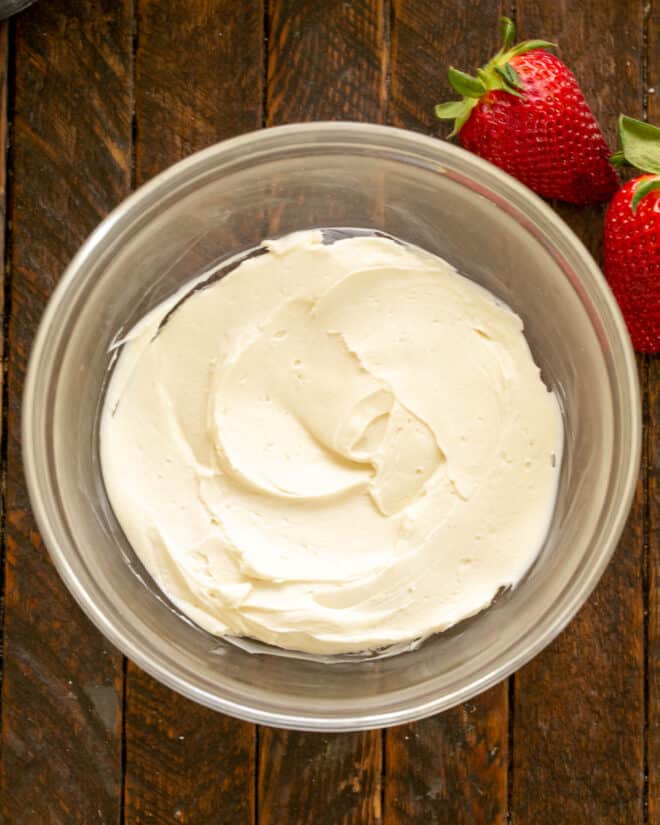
[22,121,641,730]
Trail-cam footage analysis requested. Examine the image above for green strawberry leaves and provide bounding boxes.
[505,39,556,59]
[613,115,660,175]
[434,100,470,118]
[494,17,554,61]
[434,99,479,137]
[435,16,555,136]
[495,63,524,97]
[447,67,486,98]
[499,16,516,52]
[611,115,660,212]
[631,176,660,212]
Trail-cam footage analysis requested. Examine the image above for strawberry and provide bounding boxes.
[604,115,660,353]
[435,17,618,205]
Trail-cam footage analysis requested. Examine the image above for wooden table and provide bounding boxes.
[0,1,657,823]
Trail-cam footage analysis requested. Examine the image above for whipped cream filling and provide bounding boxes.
[101,230,563,655]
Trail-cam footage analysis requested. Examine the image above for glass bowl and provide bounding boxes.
[23,123,640,731]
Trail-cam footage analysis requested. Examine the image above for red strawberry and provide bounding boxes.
[604,116,660,353]
[435,17,618,205]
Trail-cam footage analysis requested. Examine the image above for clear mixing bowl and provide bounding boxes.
[23,123,640,731]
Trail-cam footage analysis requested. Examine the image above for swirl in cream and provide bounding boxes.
[101,230,563,654]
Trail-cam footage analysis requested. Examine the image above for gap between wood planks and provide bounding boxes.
[0,18,12,753]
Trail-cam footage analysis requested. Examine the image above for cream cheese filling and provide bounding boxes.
[101,230,563,655]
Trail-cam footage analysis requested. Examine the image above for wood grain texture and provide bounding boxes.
[125,675,255,825]
[385,684,508,825]
[256,3,385,823]
[390,0,506,132]
[512,3,647,824]
[0,20,7,550]
[0,2,132,823]
[386,4,510,823]
[650,354,659,825]
[0,18,9,804]
[123,2,262,823]
[258,729,383,825]
[267,0,387,124]
[135,0,264,182]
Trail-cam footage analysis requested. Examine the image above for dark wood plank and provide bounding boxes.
[650,354,659,825]
[256,3,386,823]
[385,685,508,825]
[125,675,255,825]
[512,3,647,824]
[386,4,510,823]
[258,729,383,825]
[123,2,262,823]
[390,0,506,133]
[267,0,386,125]
[0,17,6,503]
[134,0,263,183]
[647,2,659,820]
[0,18,8,795]
[0,2,133,823]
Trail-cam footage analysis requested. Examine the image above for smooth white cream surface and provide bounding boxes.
[101,230,563,654]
